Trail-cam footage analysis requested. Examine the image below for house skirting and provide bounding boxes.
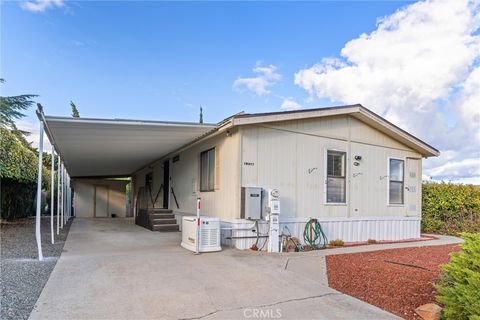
[220,217,421,250]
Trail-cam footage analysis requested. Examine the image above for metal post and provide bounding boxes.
[51,149,55,244]
[66,173,70,221]
[66,171,70,223]
[195,198,201,255]
[57,159,61,235]
[61,164,64,228]
[35,122,44,261]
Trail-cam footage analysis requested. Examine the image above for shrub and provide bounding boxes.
[1,127,52,220]
[422,182,480,235]
[367,239,377,244]
[329,239,344,247]
[436,233,480,320]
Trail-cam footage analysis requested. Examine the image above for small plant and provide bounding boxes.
[436,233,480,319]
[367,239,377,244]
[329,239,344,247]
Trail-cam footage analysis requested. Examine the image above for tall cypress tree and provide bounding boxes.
[70,101,80,117]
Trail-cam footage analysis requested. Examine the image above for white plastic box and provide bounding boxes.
[181,216,221,252]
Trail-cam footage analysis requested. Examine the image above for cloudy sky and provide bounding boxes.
[2,0,479,183]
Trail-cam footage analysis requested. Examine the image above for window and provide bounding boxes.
[326,150,346,203]
[389,159,404,204]
[200,148,215,191]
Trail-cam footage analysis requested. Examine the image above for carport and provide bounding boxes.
[33,104,217,260]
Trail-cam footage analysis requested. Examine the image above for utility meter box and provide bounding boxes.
[267,188,280,214]
[241,187,262,220]
[267,188,280,253]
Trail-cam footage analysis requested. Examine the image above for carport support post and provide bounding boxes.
[51,149,55,244]
[66,171,70,222]
[57,158,61,234]
[63,166,67,225]
[60,163,64,228]
[35,121,44,261]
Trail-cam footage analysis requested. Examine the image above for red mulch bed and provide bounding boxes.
[326,244,460,319]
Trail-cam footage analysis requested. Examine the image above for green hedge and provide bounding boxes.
[422,182,480,235]
[436,233,480,320]
[1,127,52,220]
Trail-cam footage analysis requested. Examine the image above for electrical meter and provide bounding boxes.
[267,188,280,253]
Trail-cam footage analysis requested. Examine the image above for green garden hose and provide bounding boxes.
[303,218,328,250]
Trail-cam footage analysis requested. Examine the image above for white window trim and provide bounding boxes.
[324,148,348,205]
[387,156,405,206]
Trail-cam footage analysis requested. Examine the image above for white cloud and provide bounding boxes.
[294,0,480,183]
[280,98,303,111]
[234,63,281,96]
[17,120,52,153]
[21,0,64,13]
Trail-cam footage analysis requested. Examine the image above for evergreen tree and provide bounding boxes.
[199,107,203,124]
[71,101,80,117]
[0,79,37,131]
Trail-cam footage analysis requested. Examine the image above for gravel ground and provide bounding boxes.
[1,216,73,320]
[326,244,460,320]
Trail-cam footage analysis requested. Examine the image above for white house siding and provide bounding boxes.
[235,114,423,247]
[133,127,241,225]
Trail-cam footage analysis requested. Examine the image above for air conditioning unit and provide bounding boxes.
[181,216,221,252]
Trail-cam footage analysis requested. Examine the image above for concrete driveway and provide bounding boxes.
[30,218,398,320]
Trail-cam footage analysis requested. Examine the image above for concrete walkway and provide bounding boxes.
[30,218,400,320]
[29,219,460,320]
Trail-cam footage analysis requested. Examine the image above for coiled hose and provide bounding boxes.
[303,218,328,250]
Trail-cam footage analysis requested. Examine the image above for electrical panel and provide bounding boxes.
[240,187,262,220]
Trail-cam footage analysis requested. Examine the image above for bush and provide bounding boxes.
[367,239,377,244]
[329,239,344,247]
[436,233,480,320]
[1,127,52,220]
[422,182,480,235]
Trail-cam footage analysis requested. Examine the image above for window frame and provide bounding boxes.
[200,148,215,192]
[325,149,347,205]
[387,157,405,205]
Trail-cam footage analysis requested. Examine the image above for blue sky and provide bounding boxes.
[2,0,479,183]
[2,1,407,122]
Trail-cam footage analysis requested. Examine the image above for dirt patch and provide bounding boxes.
[326,244,460,319]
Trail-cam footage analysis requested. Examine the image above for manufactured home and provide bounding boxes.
[40,104,439,250]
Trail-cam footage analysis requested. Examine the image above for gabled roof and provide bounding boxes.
[229,104,439,157]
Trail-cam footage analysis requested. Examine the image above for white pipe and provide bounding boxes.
[35,121,44,261]
[51,150,55,244]
[57,159,61,234]
[195,198,201,255]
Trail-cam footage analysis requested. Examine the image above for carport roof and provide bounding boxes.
[41,113,217,178]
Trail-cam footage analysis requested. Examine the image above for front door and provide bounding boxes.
[163,160,170,208]
[94,185,109,217]
[405,158,421,216]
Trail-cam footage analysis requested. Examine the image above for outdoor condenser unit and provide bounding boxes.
[181,216,221,252]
